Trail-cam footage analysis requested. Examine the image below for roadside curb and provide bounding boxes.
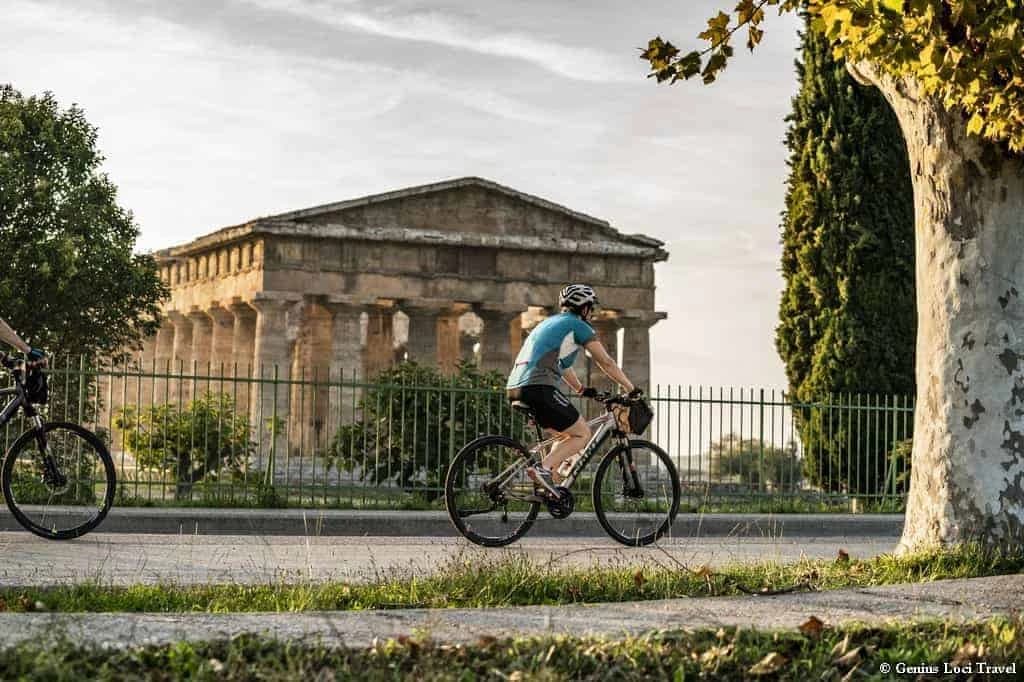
[0,509,903,537]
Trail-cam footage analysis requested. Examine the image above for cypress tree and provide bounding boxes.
[775,16,915,496]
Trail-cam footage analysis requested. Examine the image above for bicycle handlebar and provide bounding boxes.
[590,391,642,407]
[0,353,46,372]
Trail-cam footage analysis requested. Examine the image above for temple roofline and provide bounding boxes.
[155,177,666,260]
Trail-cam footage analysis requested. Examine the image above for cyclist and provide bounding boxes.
[0,316,45,364]
[506,284,639,497]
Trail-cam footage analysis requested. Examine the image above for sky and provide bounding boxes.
[3,0,803,390]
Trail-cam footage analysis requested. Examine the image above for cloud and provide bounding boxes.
[242,0,638,82]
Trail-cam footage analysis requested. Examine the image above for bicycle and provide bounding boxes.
[0,353,116,539]
[445,391,680,547]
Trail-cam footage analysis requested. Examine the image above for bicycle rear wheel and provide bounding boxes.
[593,439,680,546]
[2,422,116,540]
[445,435,540,547]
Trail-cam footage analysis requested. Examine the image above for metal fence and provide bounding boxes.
[0,358,915,511]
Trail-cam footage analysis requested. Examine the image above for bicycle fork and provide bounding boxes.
[30,416,66,488]
[618,448,645,498]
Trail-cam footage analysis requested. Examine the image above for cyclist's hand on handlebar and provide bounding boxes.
[26,348,47,369]
[627,387,644,400]
[579,386,599,399]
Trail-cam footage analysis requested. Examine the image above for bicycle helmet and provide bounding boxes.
[558,284,599,311]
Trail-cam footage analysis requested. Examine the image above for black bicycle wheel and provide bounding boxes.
[445,435,540,547]
[2,422,116,540]
[593,439,680,546]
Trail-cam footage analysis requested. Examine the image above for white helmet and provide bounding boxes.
[558,284,599,311]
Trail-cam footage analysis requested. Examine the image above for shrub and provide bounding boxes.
[326,361,518,499]
[115,393,254,500]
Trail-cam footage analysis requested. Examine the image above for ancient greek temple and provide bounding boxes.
[150,176,666,378]
[137,177,667,453]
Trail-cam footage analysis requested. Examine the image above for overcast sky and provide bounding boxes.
[4,0,803,390]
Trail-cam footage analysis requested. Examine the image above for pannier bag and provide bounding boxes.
[25,368,48,405]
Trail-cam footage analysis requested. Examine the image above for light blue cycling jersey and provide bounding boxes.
[506,312,596,389]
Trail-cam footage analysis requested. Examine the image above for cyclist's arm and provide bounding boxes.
[584,340,635,393]
[0,317,30,354]
[561,367,584,394]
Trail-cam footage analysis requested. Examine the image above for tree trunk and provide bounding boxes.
[849,61,1024,551]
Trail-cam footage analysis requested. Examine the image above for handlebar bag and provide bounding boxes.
[628,399,653,435]
[25,368,48,405]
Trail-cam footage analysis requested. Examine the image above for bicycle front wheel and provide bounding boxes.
[445,435,540,547]
[2,422,116,540]
[593,439,680,546]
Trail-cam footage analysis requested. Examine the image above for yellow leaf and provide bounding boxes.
[833,646,863,669]
[748,652,788,675]
[967,112,985,136]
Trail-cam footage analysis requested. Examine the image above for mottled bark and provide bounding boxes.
[849,61,1024,551]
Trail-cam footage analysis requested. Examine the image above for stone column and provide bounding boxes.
[619,316,660,393]
[169,311,192,368]
[403,305,439,365]
[478,305,524,373]
[401,300,468,372]
[168,311,192,402]
[187,309,214,402]
[208,304,235,375]
[154,321,175,372]
[326,299,366,429]
[251,296,298,476]
[230,300,257,374]
[288,299,333,455]
[230,300,257,415]
[149,322,175,406]
[363,304,395,379]
[588,315,620,394]
[509,314,524,358]
[437,309,463,373]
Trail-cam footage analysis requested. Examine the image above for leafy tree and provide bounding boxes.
[776,15,916,494]
[709,434,803,492]
[0,85,166,358]
[116,393,254,500]
[641,1,1024,550]
[327,361,518,500]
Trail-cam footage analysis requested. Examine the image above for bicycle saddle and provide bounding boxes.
[510,401,535,418]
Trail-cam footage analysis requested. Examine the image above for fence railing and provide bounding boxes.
[1,358,915,512]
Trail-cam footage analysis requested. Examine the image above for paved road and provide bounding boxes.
[0,533,896,586]
[1,574,1019,649]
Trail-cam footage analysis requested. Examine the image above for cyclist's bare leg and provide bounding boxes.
[541,417,590,483]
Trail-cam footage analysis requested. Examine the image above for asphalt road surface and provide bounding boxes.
[0,533,896,587]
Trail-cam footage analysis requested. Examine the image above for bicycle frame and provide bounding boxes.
[529,410,625,488]
[488,408,629,500]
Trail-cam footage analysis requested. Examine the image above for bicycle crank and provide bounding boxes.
[545,486,575,519]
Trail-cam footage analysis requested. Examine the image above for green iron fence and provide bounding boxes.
[0,358,914,511]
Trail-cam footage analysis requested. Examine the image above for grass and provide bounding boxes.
[0,544,1019,614]
[0,617,1021,680]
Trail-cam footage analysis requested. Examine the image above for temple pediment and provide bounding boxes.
[164,177,666,260]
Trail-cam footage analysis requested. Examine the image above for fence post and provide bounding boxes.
[758,388,765,493]
[264,364,279,488]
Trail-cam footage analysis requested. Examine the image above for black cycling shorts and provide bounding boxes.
[507,385,580,432]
